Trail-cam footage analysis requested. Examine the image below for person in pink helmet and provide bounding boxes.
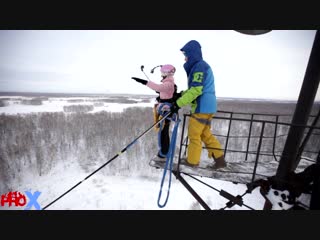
[132,64,177,160]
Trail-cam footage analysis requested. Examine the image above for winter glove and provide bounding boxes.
[176,91,183,99]
[170,102,180,113]
[173,90,183,102]
[132,77,148,85]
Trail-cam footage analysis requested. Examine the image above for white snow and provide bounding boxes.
[0,96,155,115]
[0,95,311,210]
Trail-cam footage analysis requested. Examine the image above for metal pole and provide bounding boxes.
[245,114,254,161]
[251,122,265,183]
[173,171,211,210]
[276,30,320,182]
[296,108,320,161]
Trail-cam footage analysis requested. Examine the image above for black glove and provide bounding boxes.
[176,91,183,99]
[132,77,148,85]
[170,102,180,113]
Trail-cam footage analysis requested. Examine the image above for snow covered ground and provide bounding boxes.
[0,95,155,115]
[6,159,267,210]
[0,93,313,210]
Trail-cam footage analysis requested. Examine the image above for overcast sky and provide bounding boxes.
[0,30,318,101]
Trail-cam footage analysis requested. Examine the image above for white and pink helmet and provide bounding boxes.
[160,64,176,77]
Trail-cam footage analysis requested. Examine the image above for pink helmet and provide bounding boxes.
[160,64,176,77]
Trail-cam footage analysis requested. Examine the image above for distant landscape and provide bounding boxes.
[1,91,319,115]
[1,92,319,209]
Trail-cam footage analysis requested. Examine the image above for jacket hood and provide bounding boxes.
[180,40,203,74]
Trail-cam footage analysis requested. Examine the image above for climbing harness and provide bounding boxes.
[156,102,181,208]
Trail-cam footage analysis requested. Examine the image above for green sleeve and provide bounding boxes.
[176,86,203,107]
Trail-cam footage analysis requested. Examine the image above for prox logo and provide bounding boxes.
[0,191,41,210]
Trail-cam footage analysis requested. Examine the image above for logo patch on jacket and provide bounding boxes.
[192,72,203,83]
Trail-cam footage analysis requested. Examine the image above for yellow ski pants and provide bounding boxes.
[187,113,224,165]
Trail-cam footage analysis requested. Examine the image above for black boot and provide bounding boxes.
[212,155,227,170]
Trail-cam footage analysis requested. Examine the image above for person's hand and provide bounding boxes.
[173,90,183,101]
[132,77,148,85]
[170,102,180,113]
[176,91,183,99]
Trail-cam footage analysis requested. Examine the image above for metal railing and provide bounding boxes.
[172,110,320,209]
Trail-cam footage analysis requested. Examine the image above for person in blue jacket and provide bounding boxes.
[171,40,226,169]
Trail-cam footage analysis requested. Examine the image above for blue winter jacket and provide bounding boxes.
[177,40,217,114]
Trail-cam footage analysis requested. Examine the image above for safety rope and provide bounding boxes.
[157,103,181,208]
[42,111,172,210]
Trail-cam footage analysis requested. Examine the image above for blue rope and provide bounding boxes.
[157,103,181,208]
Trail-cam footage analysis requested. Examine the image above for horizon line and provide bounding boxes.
[0,91,319,103]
